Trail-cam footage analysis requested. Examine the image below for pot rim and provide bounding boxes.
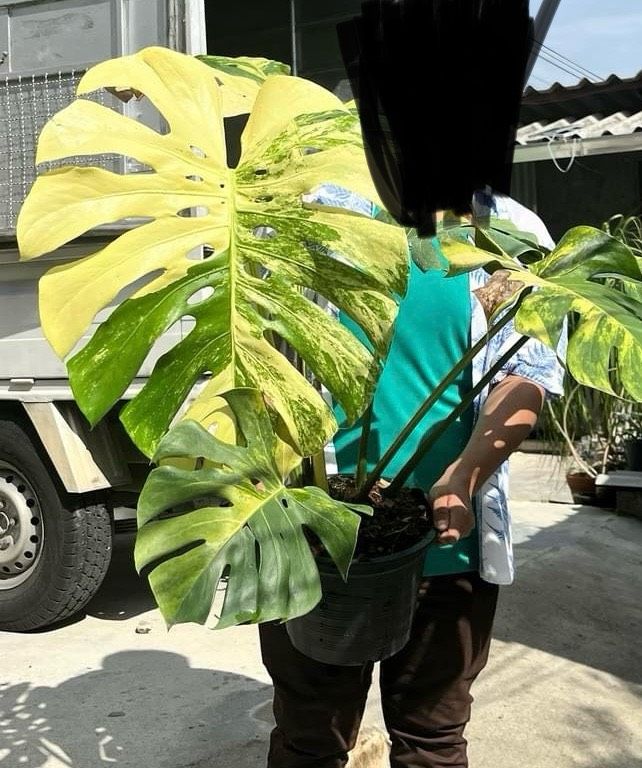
[318,530,435,567]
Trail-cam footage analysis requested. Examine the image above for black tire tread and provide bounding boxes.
[0,504,112,632]
[45,505,111,629]
[0,419,113,632]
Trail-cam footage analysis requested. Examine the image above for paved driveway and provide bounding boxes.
[1,455,640,768]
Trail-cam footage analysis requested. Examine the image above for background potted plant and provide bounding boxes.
[17,47,642,665]
[543,214,642,503]
[543,381,631,504]
[603,215,642,472]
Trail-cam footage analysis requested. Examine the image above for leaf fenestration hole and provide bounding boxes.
[301,147,321,155]
[186,175,204,183]
[254,168,268,176]
[255,195,274,203]
[186,286,215,306]
[252,226,277,240]
[281,498,289,508]
[190,145,207,158]
[185,245,214,261]
[177,207,209,218]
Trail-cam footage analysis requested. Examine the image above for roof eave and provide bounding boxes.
[514,133,642,163]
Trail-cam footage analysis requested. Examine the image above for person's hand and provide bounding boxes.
[427,472,475,545]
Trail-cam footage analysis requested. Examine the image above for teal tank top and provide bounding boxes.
[334,257,478,576]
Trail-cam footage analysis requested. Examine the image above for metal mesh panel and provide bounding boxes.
[0,71,121,235]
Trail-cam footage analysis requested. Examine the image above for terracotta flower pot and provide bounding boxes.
[566,471,596,504]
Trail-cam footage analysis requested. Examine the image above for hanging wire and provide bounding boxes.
[530,35,604,85]
[537,51,591,82]
[528,73,551,87]
[535,40,603,81]
[547,136,580,173]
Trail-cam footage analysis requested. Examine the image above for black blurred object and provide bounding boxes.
[338,0,533,236]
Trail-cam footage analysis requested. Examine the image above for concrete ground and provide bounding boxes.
[1,453,641,768]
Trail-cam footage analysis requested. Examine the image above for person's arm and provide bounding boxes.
[428,374,545,544]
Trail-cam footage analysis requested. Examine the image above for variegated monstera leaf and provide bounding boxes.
[441,225,642,400]
[18,46,407,456]
[135,389,371,628]
[196,54,291,116]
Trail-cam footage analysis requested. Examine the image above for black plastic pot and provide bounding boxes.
[286,536,432,666]
[625,439,642,471]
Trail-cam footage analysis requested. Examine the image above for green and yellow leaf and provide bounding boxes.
[135,389,370,628]
[18,47,407,456]
[197,54,290,116]
[442,225,642,401]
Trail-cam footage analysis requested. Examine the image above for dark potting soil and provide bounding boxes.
[327,475,433,560]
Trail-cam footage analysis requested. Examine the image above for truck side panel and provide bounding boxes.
[23,401,132,493]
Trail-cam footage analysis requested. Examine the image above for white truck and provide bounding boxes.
[0,0,211,631]
[0,0,362,631]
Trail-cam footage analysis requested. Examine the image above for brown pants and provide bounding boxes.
[259,572,499,768]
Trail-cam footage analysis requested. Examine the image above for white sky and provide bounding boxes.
[528,0,642,88]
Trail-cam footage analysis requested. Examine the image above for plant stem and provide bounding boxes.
[355,401,374,489]
[560,382,598,477]
[357,297,524,498]
[545,393,596,478]
[310,451,329,492]
[385,334,530,496]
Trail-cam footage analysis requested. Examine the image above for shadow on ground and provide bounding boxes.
[493,505,641,685]
[0,650,273,767]
[84,533,156,622]
[88,507,642,687]
[13,504,638,767]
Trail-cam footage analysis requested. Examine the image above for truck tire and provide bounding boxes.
[0,420,113,632]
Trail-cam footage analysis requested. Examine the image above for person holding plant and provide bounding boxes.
[259,191,565,768]
[17,45,642,768]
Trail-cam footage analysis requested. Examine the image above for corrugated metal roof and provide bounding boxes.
[520,70,642,124]
[517,111,642,145]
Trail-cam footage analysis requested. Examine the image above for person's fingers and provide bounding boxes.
[437,528,460,544]
[449,506,475,538]
[431,498,451,533]
[434,502,474,544]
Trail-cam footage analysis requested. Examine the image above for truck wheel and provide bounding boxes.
[0,420,113,632]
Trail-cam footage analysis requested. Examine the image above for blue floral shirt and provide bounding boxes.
[309,185,566,586]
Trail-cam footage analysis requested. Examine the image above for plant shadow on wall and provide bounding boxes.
[16,46,642,640]
[0,651,274,767]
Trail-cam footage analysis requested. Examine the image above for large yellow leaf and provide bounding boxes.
[196,54,291,116]
[18,47,407,457]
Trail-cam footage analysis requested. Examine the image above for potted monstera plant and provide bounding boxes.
[17,47,642,665]
[17,46,410,639]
